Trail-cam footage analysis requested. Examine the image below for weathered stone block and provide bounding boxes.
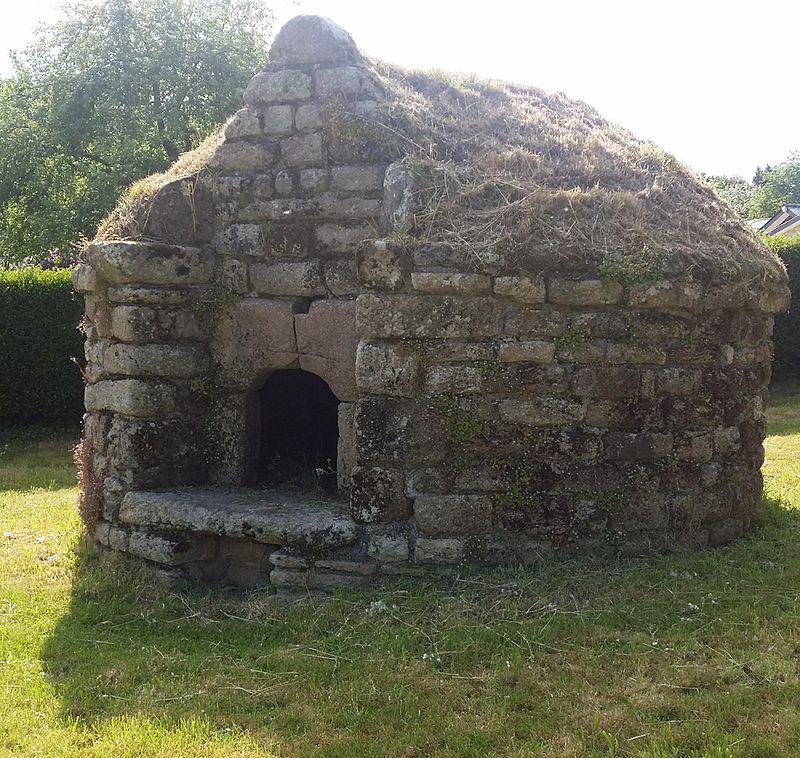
[220,258,249,295]
[604,432,673,460]
[72,263,98,292]
[425,342,494,363]
[628,279,702,310]
[405,467,451,496]
[315,66,382,100]
[499,397,584,426]
[296,104,324,131]
[714,426,741,455]
[244,70,313,105]
[337,403,356,490]
[607,342,667,364]
[415,495,489,537]
[415,538,464,564]
[224,108,262,140]
[357,240,406,289]
[127,529,216,566]
[295,299,358,400]
[211,299,296,389]
[425,365,483,395]
[675,431,714,461]
[355,341,420,397]
[384,163,416,232]
[262,104,295,135]
[268,15,362,67]
[317,194,382,219]
[89,242,213,286]
[570,311,629,339]
[572,367,640,398]
[494,275,546,303]
[548,278,623,305]
[556,339,607,364]
[357,294,501,339]
[411,272,492,295]
[282,132,324,166]
[497,340,555,364]
[324,259,359,295]
[250,261,325,296]
[649,367,702,396]
[85,379,176,417]
[367,534,409,562]
[274,170,296,195]
[210,142,276,172]
[300,167,330,191]
[317,223,373,253]
[103,343,208,378]
[157,309,204,341]
[351,466,410,523]
[207,392,260,486]
[106,286,201,307]
[331,165,385,192]
[110,305,157,343]
[504,306,566,337]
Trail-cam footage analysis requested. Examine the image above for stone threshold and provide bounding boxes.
[118,487,360,551]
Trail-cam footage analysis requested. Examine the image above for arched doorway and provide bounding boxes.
[258,369,340,492]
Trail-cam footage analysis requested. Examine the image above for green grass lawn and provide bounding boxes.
[2,394,800,757]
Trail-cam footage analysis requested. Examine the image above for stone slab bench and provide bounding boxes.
[118,487,360,551]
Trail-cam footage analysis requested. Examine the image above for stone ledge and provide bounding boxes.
[118,488,361,551]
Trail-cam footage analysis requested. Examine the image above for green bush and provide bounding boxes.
[0,268,84,424]
[765,235,800,377]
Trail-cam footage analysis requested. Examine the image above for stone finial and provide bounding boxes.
[269,15,362,66]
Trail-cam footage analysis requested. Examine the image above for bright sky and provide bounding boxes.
[1,0,796,180]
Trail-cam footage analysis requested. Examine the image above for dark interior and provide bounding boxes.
[258,369,339,492]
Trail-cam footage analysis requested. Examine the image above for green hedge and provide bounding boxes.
[0,268,84,425]
[766,235,800,377]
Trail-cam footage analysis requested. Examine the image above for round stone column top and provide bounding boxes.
[270,15,362,66]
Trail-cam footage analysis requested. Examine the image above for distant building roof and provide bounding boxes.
[758,204,800,237]
[749,218,770,231]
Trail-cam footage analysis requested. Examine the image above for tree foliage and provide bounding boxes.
[0,0,271,265]
[748,156,800,219]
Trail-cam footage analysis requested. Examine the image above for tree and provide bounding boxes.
[707,175,755,219]
[0,0,272,265]
[748,156,800,219]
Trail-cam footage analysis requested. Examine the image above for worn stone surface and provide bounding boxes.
[357,240,406,290]
[498,340,555,364]
[494,276,546,303]
[244,70,313,106]
[250,261,326,296]
[89,242,213,285]
[85,379,176,418]
[411,272,492,295]
[103,343,208,378]
[269,15,362,67]
[415,495,489,536]
[351,466,409,522]
[119,489,361,550]
[383,162,416,231]
[355,341,420,397]
[548,279,623,306]
[127,529,216,566]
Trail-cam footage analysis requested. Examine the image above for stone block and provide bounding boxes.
[414,495,490,536]
[207,392,260,486]
[274,170,296,195]
[127,529,216,566]
[384,162,416,232]
[224,108,262,140]
[295,299,359,400]
[215,224,264,256]
[317,194,382,219]
[250,261,325,296]
[494,275,546,303]
[556,339,607,364]
[497,340,555,364]
[300,167,330,191]
[324,259,359,295]
[103,343,208,378]
[262,104,294,135]
[350,466,410,523]
[85,379,176,417]
[572,367,640,398]
[675,431,714,461]
[504,306,566,337]
[268,15,362,67]
[628,279,702,310]
[357,294,501,339]
[425,342,494,363]
[72,263,98,293]
[650,367,701,396]
[424,365,483,395]
[315,66,383,100]
[411,272,492,295]
[357,240,406,289]
[548,278,623,305]
[157,309,205,341]
[211,299,297,389]
[88,242,213,286]
[244,70,313,105]
[607,343,667,364]
[331,165,385,192]
[367,534,409,562]
[316,559,378,575]
[337,403,356,490]
[110,305,157,343]
[572,311,629,339]
[210,142,276,172]
[604,432,673,460]
[296,104,324,132]
[317,223,373,253]
[107,286,201,307]
[714,426,741,455]
[414,538,464,564]
[405,467,451,496]
[270,549,310,569]
[499,397,584,426]
[281,132,324,166]
[355,340,420,397]
[220,258,249,295]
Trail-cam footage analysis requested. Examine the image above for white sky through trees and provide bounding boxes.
[1,0,796,181]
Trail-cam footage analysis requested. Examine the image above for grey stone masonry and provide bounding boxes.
[76,13,791,594]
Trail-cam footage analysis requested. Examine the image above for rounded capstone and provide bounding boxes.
[269,15,362,66]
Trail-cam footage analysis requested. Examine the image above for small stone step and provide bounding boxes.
[119,487,360,551]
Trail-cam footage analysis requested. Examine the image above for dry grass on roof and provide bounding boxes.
[364,62,784,285]
[94,125,226,242]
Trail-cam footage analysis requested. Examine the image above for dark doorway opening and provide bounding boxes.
[258,369,339,493]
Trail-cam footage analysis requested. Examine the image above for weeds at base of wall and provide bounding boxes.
[73,438,103,535]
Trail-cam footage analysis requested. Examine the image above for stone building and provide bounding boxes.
[73,15,790,595]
